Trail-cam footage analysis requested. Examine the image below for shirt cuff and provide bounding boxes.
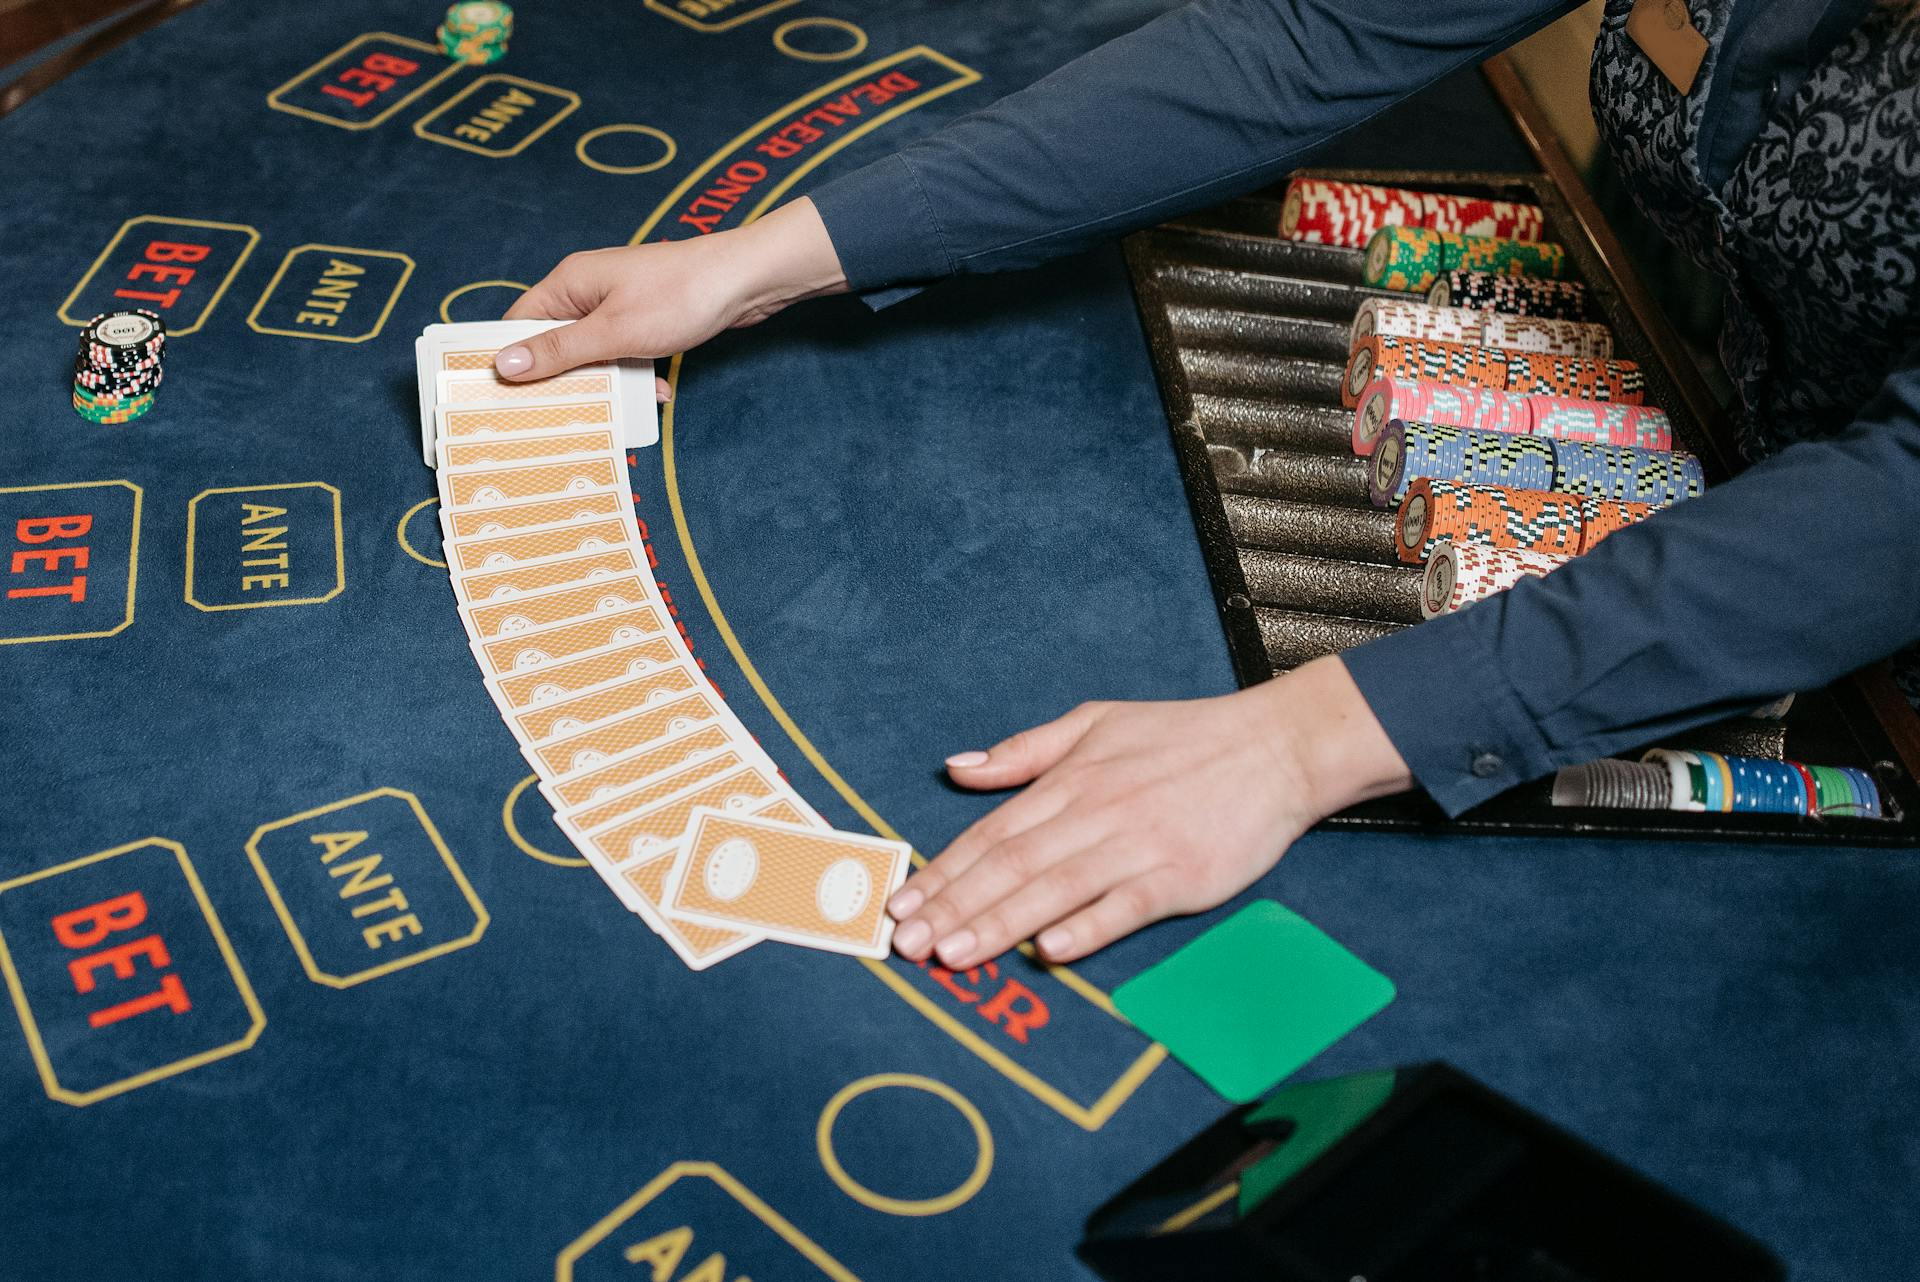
[809,153,954,305]
[1339,599,1559,817]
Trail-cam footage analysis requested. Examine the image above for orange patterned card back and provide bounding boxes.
[664,810,911,959]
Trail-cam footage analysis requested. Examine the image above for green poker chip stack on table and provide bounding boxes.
[438,1,513,65]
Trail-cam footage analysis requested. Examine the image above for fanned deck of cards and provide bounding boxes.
[417,320,911,969]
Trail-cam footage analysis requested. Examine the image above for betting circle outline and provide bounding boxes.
[771,17,869,63]
[575,124,678,175]
[815,1073,993,1216]
[439,279,530,325]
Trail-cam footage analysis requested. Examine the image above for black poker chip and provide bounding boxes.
[80,310,167,371]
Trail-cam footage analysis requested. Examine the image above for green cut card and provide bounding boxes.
[1112,900,1396,1102]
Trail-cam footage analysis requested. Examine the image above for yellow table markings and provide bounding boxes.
[640,51,1161,1129]
[0,837,267,1107]
[503,774,589,868]
[557,1160,861,1282]
[816,1073,992,1216]
[58,216,260,335]
[643,0,802,34]
[660,351,1166,1128]
[244,788,490,988]
[575,124,678,176]
[438,279,529,325]
[265,31,464,131]
[629,48,981,244]
[184,481,345,611]
[245,245,415,343]
[0,480,142,645]
[412,73,581,158]
[772,17,869,62]
[396,496,447,568]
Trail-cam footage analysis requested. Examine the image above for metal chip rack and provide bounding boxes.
[1123,167,1920,844]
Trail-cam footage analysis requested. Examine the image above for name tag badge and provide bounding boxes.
[1626,0,1709,95]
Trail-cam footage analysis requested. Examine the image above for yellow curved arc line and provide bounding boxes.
[503,774,589,867]
[396,496,448,568]
[647,61,1151,1107]
[439,278,530,324]
[661,365,1126,1025]
[659,355,900,844]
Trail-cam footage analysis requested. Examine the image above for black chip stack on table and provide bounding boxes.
[72,309,164,423]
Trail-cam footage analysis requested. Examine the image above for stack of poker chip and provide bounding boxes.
[1362,226,1569,294]
[1369,420,1705,508]
[1642,750,1885,818]
[1553,753,1883,817]
[1350,377,1530,454]
[1428,270,1588,320]
[1278,178,1544,248]
[438,1,512,64]
[1392,479,1650,564]
[1350,299,1612,359]
[1419,540,1568,618]
[72,310,164,424]
[1342,337,1643,409]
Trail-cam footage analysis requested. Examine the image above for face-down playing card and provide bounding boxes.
[662,809,912,960]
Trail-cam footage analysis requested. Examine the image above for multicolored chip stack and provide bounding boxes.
[1370,421,1705,508]
[1483,313,1614,359]
[1350,377,1531,454]
[1278,178,1544,248]
[72,310,164,424]
[1342,337,1643,408]
[1642,750,1884,818]
[1342,335,1512,404]
[1362,226,1569,293]
[1552,439,1705,504]
[438,1,512,64]
[1503,352,1643,402]
[1350,299,1612,358]
[1524,396,1673,450]
[1394,479,1637,563]
[1427,270,1588,319]
[1419,540,1569,618]
[1294,177,1719,631]
[1369,422,1557,507]
[1576,495,1656,550]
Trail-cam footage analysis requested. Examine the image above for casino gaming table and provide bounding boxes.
[2,3,1918,1279]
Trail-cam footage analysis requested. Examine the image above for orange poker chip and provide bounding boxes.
[1504,351,1645,403]
[1342,335,1511,408]
[1395,478,1584,564]
[1576,496,1655,552]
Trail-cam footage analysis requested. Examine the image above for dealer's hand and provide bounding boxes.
[494,197,848,395]
[888,656,1414,968]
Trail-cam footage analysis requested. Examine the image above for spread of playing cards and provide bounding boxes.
[418,320,912,967]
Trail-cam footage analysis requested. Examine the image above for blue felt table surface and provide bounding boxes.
[0,2,1915,1279]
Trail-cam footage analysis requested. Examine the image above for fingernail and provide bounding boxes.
[945,750,989,769]
[935,929,977,968]
[1037,926,1072,958]
[655,386,673,403]
[893,920,931,955]
[888,887,923,919]
[495,345,532,376]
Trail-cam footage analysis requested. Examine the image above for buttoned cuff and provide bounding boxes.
[809,154,953,307]
[1339,601,1560,817]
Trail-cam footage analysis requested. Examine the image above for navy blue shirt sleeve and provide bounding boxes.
[810,0,1576,293]
[1344,351,1920,814]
